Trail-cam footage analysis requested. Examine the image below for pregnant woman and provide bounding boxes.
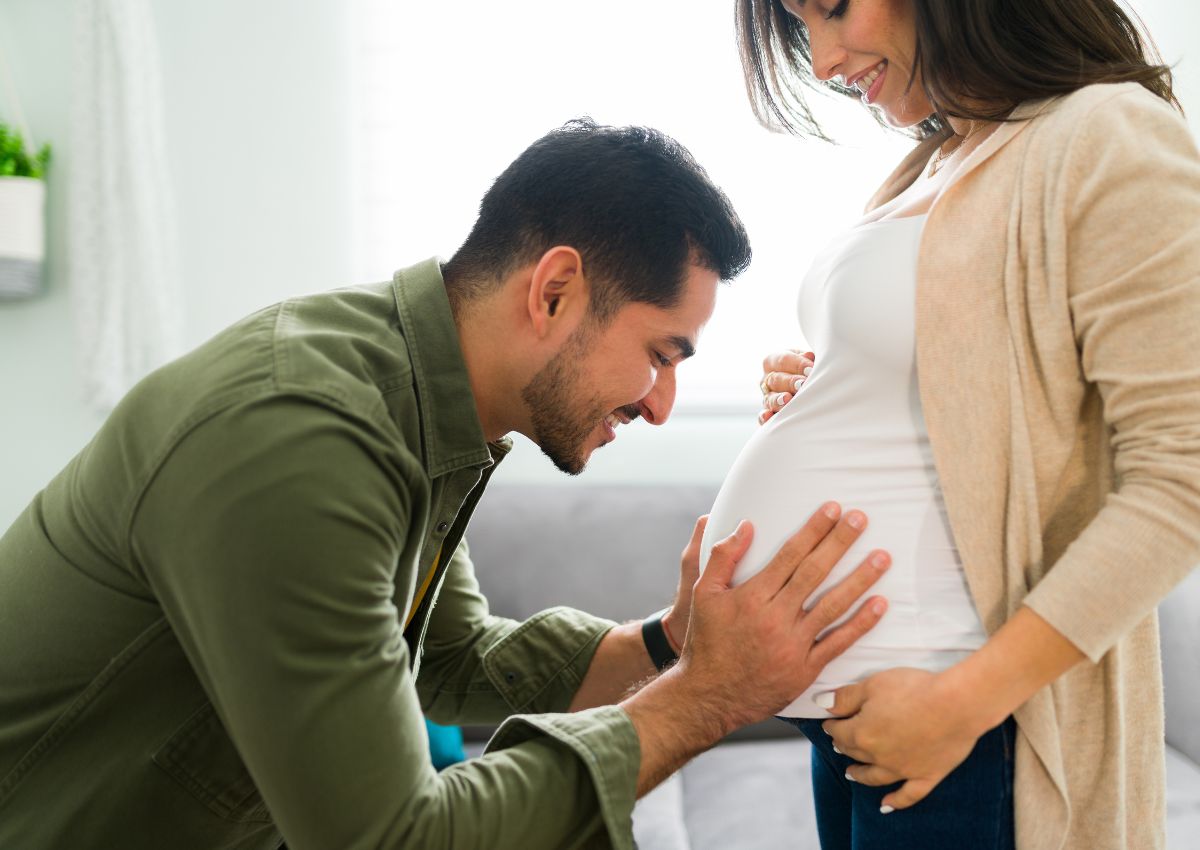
[698,1,1200,848]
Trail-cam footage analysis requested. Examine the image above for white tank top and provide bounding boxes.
[700,215,988,718]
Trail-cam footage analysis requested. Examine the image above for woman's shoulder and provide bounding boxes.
[1026,82,1183,140]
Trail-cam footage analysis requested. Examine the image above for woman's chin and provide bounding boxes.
[878,107,931,130]
[871,95,935,130]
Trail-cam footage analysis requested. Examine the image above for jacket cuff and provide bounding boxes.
[483,606,616,713]
[486,706,640,850]
[1022,508,1198,662]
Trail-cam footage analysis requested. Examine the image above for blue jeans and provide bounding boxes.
[780,716,1016,850]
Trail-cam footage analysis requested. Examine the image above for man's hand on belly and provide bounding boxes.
[680,503,891,730]
[621,502,892,796]
[659,514,707,654]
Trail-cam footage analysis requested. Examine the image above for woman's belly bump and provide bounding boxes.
[699,387,987,718]
[702,215,986,717]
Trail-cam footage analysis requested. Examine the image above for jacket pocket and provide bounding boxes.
[153,702,273,824]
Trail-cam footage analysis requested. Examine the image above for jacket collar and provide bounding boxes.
[934,95,1064,202]
[390,258,509,477]
[868,95,1065,216]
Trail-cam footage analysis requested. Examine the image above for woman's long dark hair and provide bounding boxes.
[736,0,1179,140]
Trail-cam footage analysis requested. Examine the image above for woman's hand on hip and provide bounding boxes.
[759,348,814,424]
[819,667,990,813]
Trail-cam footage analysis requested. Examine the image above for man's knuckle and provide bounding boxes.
[811,596,841,626]
[811,636,840,665]
[843,569,874,599]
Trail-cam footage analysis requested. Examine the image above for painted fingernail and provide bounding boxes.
[814,691,836,709]
[832,744,843,754]
[880,805,895,815]
[870,552,889,569]
[794,377,804,392]
[871,599,887,615]
[802,365,812,376]
[822,503,840,520]
[845,771,856,782]
[846,511,865,529]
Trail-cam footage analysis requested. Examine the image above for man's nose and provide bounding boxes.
[810,29,847,83]
[637,369,677,426]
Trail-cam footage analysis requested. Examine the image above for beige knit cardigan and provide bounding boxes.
[872,83,1200,849]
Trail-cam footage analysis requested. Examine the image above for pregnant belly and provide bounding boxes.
[699,415,986,717]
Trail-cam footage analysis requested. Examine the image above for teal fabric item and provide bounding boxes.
[425,719,465,770]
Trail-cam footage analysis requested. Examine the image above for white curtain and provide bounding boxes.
[69,0,181,411]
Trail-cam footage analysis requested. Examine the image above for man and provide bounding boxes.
[0,120,889,849]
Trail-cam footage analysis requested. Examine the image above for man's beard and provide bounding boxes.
[520,326,608,476]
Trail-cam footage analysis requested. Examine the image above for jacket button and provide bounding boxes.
[436,522,449,533]
[504,671,518,684]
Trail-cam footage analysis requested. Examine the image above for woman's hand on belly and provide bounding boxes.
[758,348,814,424]
[820,668,987,814]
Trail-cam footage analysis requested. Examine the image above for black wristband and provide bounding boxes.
[641,608,679,672]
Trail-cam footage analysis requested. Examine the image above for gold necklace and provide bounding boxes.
[927,134,965,176]
[928,120,994,176]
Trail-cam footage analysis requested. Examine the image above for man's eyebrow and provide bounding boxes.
[668,336,696,360]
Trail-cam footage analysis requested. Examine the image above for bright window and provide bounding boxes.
[352,0,912,412]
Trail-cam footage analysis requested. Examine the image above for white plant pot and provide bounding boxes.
[0,176,47,299]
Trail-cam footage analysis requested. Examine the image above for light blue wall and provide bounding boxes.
[0,1,1197,529]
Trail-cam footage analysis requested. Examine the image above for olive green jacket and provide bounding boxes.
[0,259,641,849]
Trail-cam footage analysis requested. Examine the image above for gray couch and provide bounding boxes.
[463,484,1200,849]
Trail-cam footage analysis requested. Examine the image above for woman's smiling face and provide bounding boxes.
[782,0,935,128]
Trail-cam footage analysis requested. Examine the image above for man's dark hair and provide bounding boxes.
[443,118,752,322]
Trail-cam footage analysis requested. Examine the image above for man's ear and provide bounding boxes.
[526,246,589,339]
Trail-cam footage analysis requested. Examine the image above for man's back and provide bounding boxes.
[0,280,421,848]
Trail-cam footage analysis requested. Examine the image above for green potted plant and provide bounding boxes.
[0,122,50,299]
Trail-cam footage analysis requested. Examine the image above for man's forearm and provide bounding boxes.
[568,621,659,711]
[619,665,731,796]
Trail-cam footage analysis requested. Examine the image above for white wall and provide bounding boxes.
[0,0,352,528]
[0,1,99,530]
[0,1,1197,530]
